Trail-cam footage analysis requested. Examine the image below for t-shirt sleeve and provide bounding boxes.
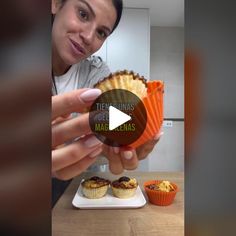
[86,59,111,88]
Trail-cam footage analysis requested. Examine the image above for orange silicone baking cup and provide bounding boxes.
[143,180,178,206]
[129,81,164,148]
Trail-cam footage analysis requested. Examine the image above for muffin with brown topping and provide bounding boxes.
[81,176,110,199]
[111,176,138,198]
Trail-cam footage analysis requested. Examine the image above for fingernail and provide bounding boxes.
[113,147,120,154]
[84,136,101,148]
[123,151,133,160]
[154,131,164,140]
[89,147,102,158]
[80,89,102,102]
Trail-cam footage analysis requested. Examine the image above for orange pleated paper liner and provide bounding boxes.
[144,180,178,206]
[129,81,164,148]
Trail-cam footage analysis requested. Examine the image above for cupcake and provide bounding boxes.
[94,70,164,148]
[81,176,110,199]
[144,180,178,206]
[111,176,138,198]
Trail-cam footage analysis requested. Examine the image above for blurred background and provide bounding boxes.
[0,0,51,235]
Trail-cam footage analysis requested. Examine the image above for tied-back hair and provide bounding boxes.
[111,0,123,33]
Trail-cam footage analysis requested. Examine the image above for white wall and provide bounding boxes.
[94,8,150,79]
[147,121,184,171]
[150,27,184,118]
[145,26,184,171]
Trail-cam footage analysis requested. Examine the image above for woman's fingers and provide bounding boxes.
[52,112,91,148]
[103,146,124,174]
[52,114,72,125]
[52,88,101,120]
[54,147,103,181]
[136,131,164,160]
[120,148,139,170]
[52,135,102,172]
[103,146,138,174]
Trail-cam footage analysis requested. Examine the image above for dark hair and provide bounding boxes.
[111,0,123,33]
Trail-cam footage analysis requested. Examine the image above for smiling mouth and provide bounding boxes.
[69,39,86,56]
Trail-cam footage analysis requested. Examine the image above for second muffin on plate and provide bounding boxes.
[111,176,138,198]
[81,176,110,199]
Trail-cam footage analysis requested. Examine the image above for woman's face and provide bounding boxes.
[52,0,117,67]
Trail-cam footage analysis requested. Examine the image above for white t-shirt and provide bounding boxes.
[54,64,81,94]
[52,56,110,95]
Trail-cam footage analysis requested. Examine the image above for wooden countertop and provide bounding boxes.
[52,172,184,236]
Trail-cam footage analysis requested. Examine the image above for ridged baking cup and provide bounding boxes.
[93,71,164,148]
[82,185,109,199]
[129,81,164,148]
[94,70,147,99]
[143,180,178,206]
[111,186,137,198]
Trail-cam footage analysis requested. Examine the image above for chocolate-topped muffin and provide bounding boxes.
[147,180,175,192]
[144,180,178,206]
[111,176,138,198]
[81,176,110,199]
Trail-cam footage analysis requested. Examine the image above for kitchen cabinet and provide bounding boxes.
[149,27,184,171]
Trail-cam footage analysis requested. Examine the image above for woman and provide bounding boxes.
[52,0,162,183]
[51,0,121,92]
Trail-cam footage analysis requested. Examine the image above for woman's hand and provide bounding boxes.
[103,131,164,174]
[136,131,164,160]
[52,88,103,180]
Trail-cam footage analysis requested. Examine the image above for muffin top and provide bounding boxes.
[112,176,138,189]
[82,176,110,188]
[147,180,175,192]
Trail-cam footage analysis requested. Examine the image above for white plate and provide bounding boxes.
[72,180,146,209]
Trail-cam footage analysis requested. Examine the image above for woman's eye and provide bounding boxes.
[97,30,107,39]
[79,9,88,20]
